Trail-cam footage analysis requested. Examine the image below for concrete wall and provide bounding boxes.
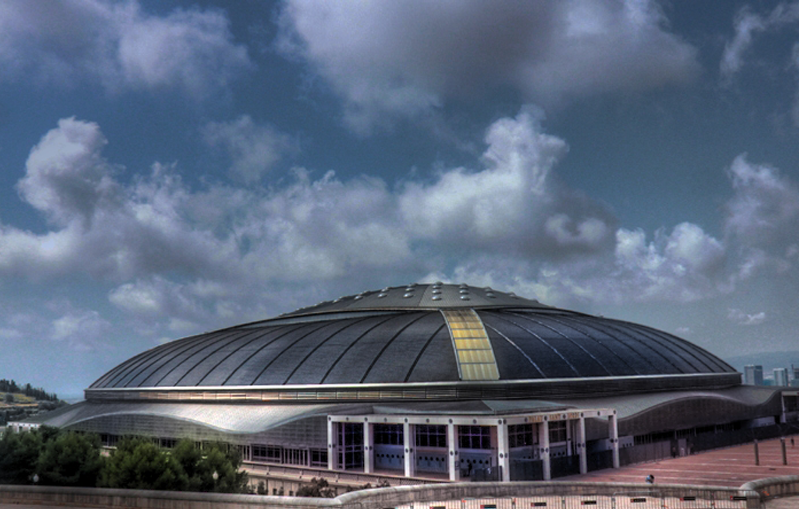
[0,481,761,509]
[742,475,799,500]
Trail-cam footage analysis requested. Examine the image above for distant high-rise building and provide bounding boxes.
[744,365,764,385]
[774,368,789,387]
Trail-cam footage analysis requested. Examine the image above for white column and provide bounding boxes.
[541,419,551,481]
[448,421,460,481]
[578,415,587,475]
[496,419,510,482]
[327,418,337,471]
[363,419,373,474]
[403,420,416,478]
[609,413,620,469]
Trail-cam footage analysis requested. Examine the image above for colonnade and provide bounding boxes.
[327,408,618,482]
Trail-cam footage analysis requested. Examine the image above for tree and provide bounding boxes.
[98,438,189,491]
[0,428,44,484]
[171,440,203,491]
[36,432,104,487]
[193,442,248,493]
[4,393,13,403]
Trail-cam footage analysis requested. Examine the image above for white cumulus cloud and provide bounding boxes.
[12,112,798,345]
[724,154,799,277]
[0,0,251,98]
[278,0,699,133]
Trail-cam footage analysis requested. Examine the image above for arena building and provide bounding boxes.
[22,283,797,482]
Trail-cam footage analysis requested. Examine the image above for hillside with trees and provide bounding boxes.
[0,379,66,426]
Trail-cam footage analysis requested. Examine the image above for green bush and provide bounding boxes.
[37,432,104,487]
[0,427,44,484]
[99,438,247,493]
[0,428,247,493]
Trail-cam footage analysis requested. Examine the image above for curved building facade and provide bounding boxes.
[29,283,791,483]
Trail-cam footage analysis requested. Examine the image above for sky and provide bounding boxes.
[2,0,799,397]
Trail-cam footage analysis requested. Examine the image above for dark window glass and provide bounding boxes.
[458,425,491,450]
[416,425,447,448]
[375,424,403,445]
[509,423,537,448]
[549,421,567,443]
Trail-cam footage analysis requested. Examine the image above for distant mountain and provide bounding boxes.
[724,351,799,376]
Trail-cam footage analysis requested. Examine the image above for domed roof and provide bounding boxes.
[90,283,735,393]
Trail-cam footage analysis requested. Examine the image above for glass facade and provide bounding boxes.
[549,421,567,443]
[374,424,403,445]
[458,425,491,449]
[339,422,364,469]
[509,423,537,447]
[416,424,447,448]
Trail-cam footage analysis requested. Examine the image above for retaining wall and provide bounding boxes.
[0,481,761,509]
[741,475,799,500]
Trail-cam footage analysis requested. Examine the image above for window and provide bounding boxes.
[375,424,403,445]
[339,423,364,469]
[416,425,447,448]
[285,448,308,466]
[458,425,491,449]
[509,424,537,447]
[549,421,567,443]
[310,448,328,467]
[159,438,177,449]
[252,444,282,462]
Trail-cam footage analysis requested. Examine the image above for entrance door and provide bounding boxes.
[338,422,364,470]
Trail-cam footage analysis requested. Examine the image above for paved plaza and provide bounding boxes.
[561,435,799,487]
[560,435,799,507]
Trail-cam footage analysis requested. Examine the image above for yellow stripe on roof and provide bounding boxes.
[441,309,499,381]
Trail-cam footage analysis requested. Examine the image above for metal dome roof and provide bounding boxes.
[90,283,735,392]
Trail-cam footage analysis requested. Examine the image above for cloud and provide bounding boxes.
[202,116,295,183]
[13,112,799,344]
[720,8,767,82]
[2,118,239,280]
[724,154,799,277]
[399,108,616,256]
[278,0,699,133]
[608,223,728,301]
[720,3,799,125]
[17,117,119,228]
[721,3,799,81]
[727,308,767,326]
[51,309,112,350]
[0,0,251,98]
[1,111,615,334]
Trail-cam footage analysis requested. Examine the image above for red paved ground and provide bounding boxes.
[559,435,799,487]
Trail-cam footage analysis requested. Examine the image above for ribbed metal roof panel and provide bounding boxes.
[90,284,735,390]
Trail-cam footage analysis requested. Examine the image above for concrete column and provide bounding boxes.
[403,420,416,478]
[541,419,551,480]
[363,419,373,474]
[448,421,460,481]
[609,413,620,468]
[496,419,510,482]
[327,418,337,471]
[578,415,587,475]
[782,393,788,424]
